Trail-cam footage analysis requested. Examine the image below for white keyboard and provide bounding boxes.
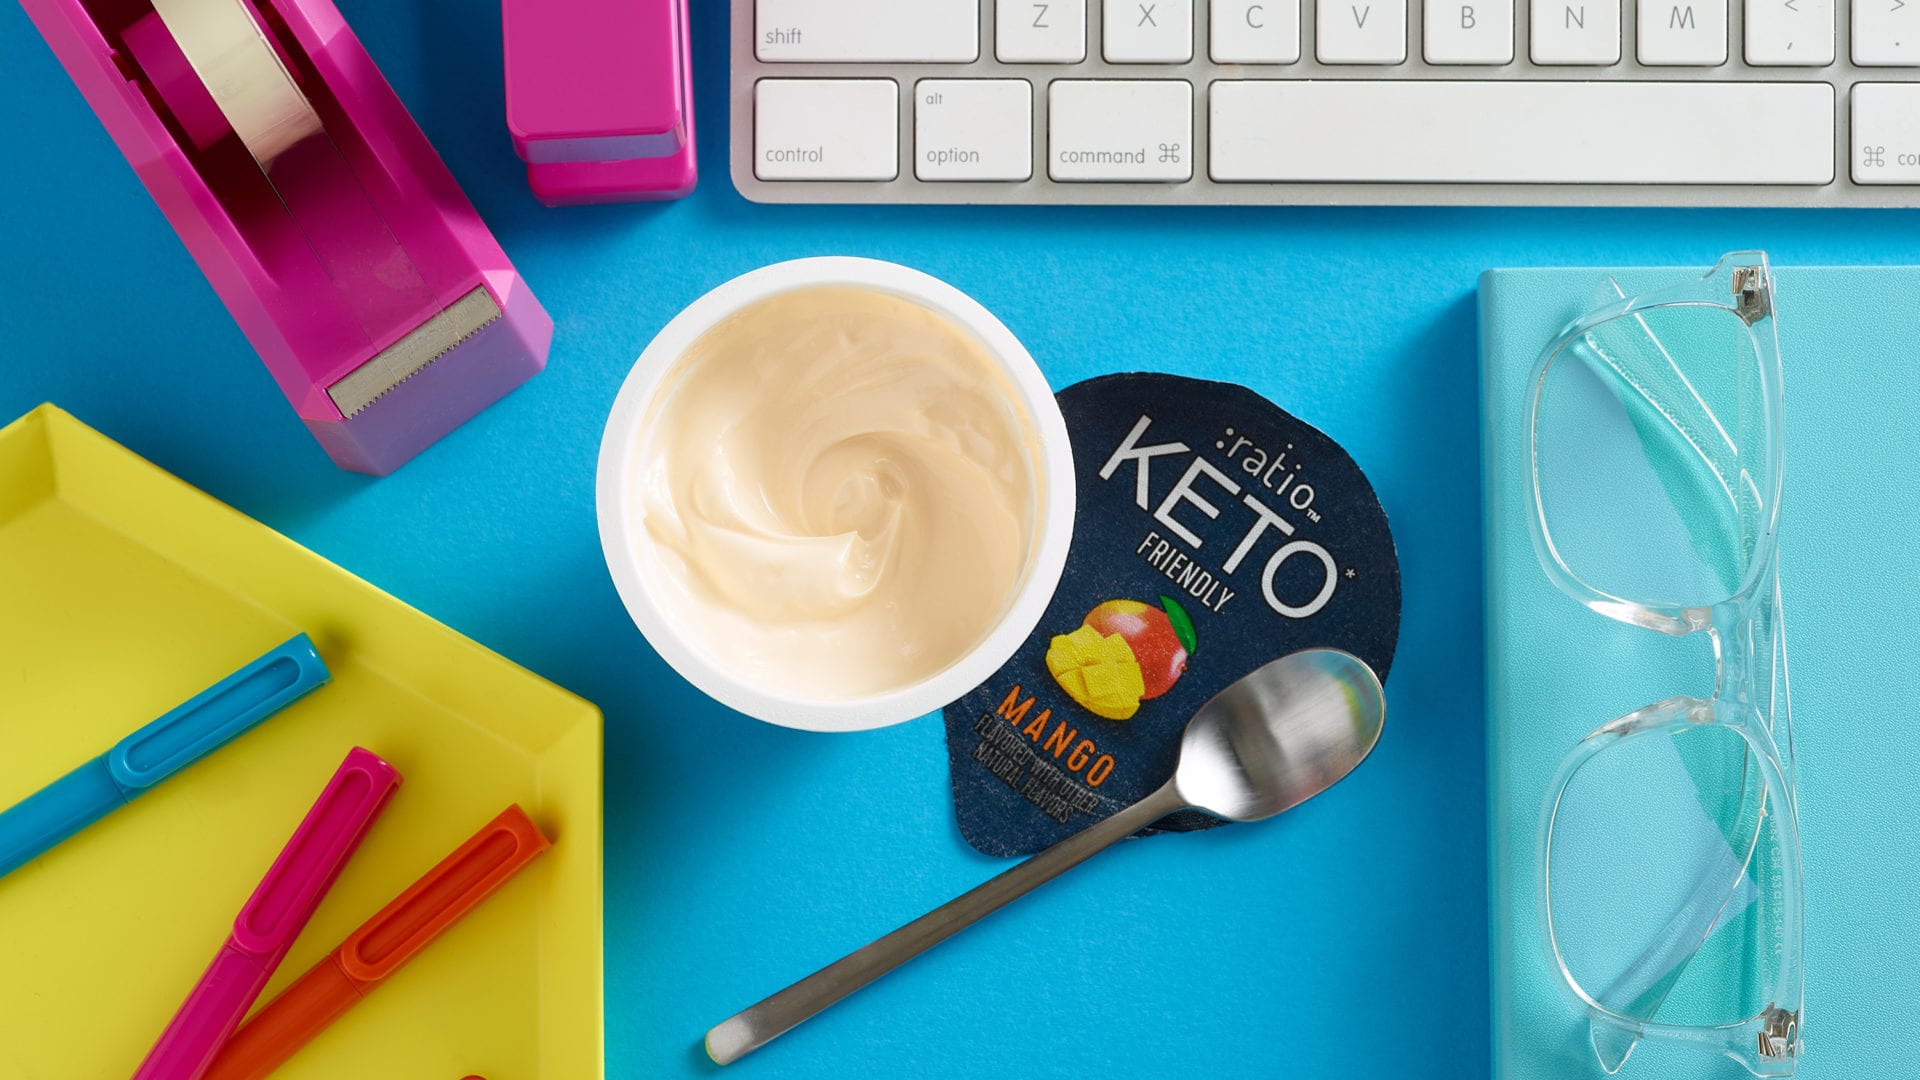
[729,0,1920,206]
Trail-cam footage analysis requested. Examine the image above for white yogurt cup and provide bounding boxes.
[597,258,1075,732]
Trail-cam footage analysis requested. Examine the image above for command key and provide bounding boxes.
[1854,84,1920,185]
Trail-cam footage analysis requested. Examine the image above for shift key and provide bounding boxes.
[755,80,899,181]
[756,0,979,61]
[1049,81,1193,182]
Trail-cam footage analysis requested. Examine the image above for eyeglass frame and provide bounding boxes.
[1524,252,1803,1077]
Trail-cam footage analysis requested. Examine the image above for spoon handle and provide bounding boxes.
[705,779,1190,1065]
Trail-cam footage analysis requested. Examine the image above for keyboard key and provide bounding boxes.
[754,80,898,180]
[1746,0,1834,63]
[1211,0,1302,62]
[1638,0,1727,63]
[1425,0,1515,62]
[1104,0,1194,61]
[998,0,1088,62]
[1317,0,1407,61]
[1751,0,1835,61]
[1209,80,1833,183]
[1532,0,1621,62]
[1855,0,1920,64]
[1049,80,1193,181]
[754,0,978,62]
[1853,84,1920,182]
[915,80,1033,181]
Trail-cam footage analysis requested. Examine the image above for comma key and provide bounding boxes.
[1744,0,1834,65]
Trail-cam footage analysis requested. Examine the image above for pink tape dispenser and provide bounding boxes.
[19,0,553,475]
[503,0,697,205]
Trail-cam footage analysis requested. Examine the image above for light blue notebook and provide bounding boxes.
[1481,265,1920,1080]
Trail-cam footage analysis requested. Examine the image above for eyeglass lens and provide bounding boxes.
[1534,304,1769,612]
[1548,721,1789,1031]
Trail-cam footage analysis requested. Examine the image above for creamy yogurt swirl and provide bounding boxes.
[636,286,1040,701]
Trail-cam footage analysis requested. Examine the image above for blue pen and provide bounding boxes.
[0,634,331,879]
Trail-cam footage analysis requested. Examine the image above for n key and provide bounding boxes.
[1532,0,1621,63]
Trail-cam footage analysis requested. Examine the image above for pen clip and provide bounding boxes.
[233,747,400,958]
[339,805,549,983]
[108,635,330,793]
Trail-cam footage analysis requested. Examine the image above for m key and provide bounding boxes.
[1638,0,1727,63]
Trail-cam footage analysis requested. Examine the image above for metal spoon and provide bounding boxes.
[705,647,1388,1065]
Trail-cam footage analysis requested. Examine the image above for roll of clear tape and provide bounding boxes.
[149,0,319,165]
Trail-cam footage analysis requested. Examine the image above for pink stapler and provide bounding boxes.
[18,0,553,475]
[503,0,697,206]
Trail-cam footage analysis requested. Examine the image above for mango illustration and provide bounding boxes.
[1046,625,1145,720]
[1083,598,1191,700]
[1046,597,1198,721]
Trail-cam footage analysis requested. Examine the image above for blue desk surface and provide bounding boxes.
[3,5,1917,1078]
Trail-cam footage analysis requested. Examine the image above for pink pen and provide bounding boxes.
[131,747,401,1080]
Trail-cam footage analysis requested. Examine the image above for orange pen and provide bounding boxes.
[201,805,551,1080]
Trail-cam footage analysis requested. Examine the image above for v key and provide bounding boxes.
[1315,0,1407,61]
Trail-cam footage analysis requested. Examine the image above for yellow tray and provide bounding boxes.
[0,406,603,1079]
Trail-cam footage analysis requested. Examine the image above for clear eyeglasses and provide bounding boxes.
[1527,253,1802,1077]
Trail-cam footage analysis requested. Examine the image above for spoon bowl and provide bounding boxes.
[1175,648,1387,822]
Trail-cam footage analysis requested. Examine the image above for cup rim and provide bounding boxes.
[595,257,1076,732]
